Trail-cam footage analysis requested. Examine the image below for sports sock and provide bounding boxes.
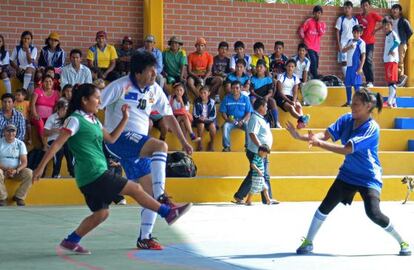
[157,204,170,218]
[345,86,352,105]
[23,73,32,90]
[151,151,167,199]
[305,209,327,242]
[66,231,82,243]
[388,84,397,106]
[384,223,403,243]
[139,208,157,239]
[3,78,11,93]
[342,66,347,77]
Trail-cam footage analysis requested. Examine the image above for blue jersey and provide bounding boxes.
[250,75,274,97]
[327,113,382,191]
[219,94,252,121]
[226,72,250,86]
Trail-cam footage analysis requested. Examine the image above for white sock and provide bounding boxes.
[151,151,167,199]
[384,223,404,244]
[139,208,157,240]
[3,78,11,93]
[342,66,347,77]
[305,209,328,242]
[23,73,32,90]
[388,84,397,106]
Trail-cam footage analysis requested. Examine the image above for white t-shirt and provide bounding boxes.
[345,38,366,67]
[292,55,310,80]
[335,16,359,48]
[392,18,400,40]
[10,46,37,69]
[277,73,300,97]
[100,76,173,134]
[170,97,190,112]
[63,110,102,136]
[384,31,400,63]
[0,51,10,66]
[44,112,62,142]
[0,137,27,168]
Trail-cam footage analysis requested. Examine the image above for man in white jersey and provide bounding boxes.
[100,51,193,250]
[335,1,359,77]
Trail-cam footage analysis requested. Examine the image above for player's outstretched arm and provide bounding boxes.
[285,121,327,142]
[32,131,70,183]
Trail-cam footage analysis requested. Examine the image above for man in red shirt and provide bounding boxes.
[187,38,213,97]
[299,5,326,79]
[356,0,383,87]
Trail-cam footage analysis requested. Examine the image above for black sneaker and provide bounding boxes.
[12,196,25,206]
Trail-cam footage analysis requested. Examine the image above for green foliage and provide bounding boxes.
[235,0,390,8]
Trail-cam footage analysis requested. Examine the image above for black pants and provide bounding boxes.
[234,149,272,204]
[363,44,375,84]
[318,179,389,228]
[48,140,74,177]
[307,49,319,79]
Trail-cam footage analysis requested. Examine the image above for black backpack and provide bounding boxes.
[166,152,197,177]
[321,75,343,86]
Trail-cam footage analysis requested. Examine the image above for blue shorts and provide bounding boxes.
[345,67,362,87]
[105,131,151,180]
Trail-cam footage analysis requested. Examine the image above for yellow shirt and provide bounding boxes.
[14,100,30,119]
[251,54,270,70]
[87,44,118,69]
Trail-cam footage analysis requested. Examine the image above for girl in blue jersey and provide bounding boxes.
[286,88,411,256]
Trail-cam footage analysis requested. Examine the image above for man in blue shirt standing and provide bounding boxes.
[219,81,252,152]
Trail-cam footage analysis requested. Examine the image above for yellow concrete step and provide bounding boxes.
[5,176,410,205]
[191,151,414,176]
[323,87,414,106]
[153,128,414,152]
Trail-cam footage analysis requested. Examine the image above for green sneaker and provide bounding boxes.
[400,242,412,256]
[296,238,313,255]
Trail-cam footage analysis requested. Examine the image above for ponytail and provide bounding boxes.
[375,92,383,113]
[354,88,383,113]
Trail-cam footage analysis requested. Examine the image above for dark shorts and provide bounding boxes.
[79,170,128,212]
[192,118,217,130]
[0,65,11,77]
[275,95,293,111]
[327,178,380,206]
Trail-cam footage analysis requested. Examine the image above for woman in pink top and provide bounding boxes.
[30,74,60,150]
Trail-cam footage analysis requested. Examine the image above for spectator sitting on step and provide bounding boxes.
[162,36,187,87]
[37,32,65,73]
[138,35,165,89]
[59,84,73,103]
[187,38,213,98]
[9,31,37,91]
[224,58,251,96]
[229,41,252,74]
[0,93,26,141]
[0,34,12,94]
[211,41,230,103]
[219,80,252,152]
[0,124,33,207]
[86,31,118,80]
[250,42,270,73]
[193,86,217,151]
[44,66,61,91]
[13,89,32,146]
[269,41,289,78]
[60,49,93,89]
[44,100,74,178]
[116,36,134,76]
[30,75,60,151]
[169,82,200,143]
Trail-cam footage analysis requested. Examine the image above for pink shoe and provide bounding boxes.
[60,239,91,255]
[165,203,192,225]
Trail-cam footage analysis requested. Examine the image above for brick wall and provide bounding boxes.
[0,0,144,59]
[164,0,389,86]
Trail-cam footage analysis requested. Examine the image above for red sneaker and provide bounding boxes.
[136,237,164,250]
[165,203,192,225]
[60,239,91,255]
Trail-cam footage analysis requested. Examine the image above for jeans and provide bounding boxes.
[234,149,273,204]
[307,49,319,79]
[48,140,74,177]
[363,44,374,83]
[222,121,247,149]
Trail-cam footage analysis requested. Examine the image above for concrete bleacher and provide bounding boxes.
[3,84,414,205]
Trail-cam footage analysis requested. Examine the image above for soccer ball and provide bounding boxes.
[302,79,328,106]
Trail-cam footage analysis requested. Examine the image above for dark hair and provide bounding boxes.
[1,93,15,102]
[344,1,353,7]
[106,71,121,82]
[360,0,371,5]
[218,41,229,49]
[235,58,246,67]
[130,51,157,74]
[70,49,82,57]
[200,85,210,93]
[253,97,267,111]
[56,99,68,111]
[42,74,54,82]
[382,16,393,26]
[234,41,245,50]
[172,82,189,105]
[45,66,55,74]
[313,5,323,13]
[391,4,402,11]
[0,35,6,61]
[297,43,308,51]
[253,42,265,51]
[45,38,60,49]
[90,67,103,79]
[62,84,73,92]
[285,59,297,67]
[256,59,266,68]
[62,84,98,124]
[14,88,28,96]
[274,41,284,48]
[352,25,364,33]
[258,144,270,154]
[231,80,241,88]
[354,88,383,113]
[19,31,33,46]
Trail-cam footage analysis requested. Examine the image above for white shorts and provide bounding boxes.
[337,52,347,63]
